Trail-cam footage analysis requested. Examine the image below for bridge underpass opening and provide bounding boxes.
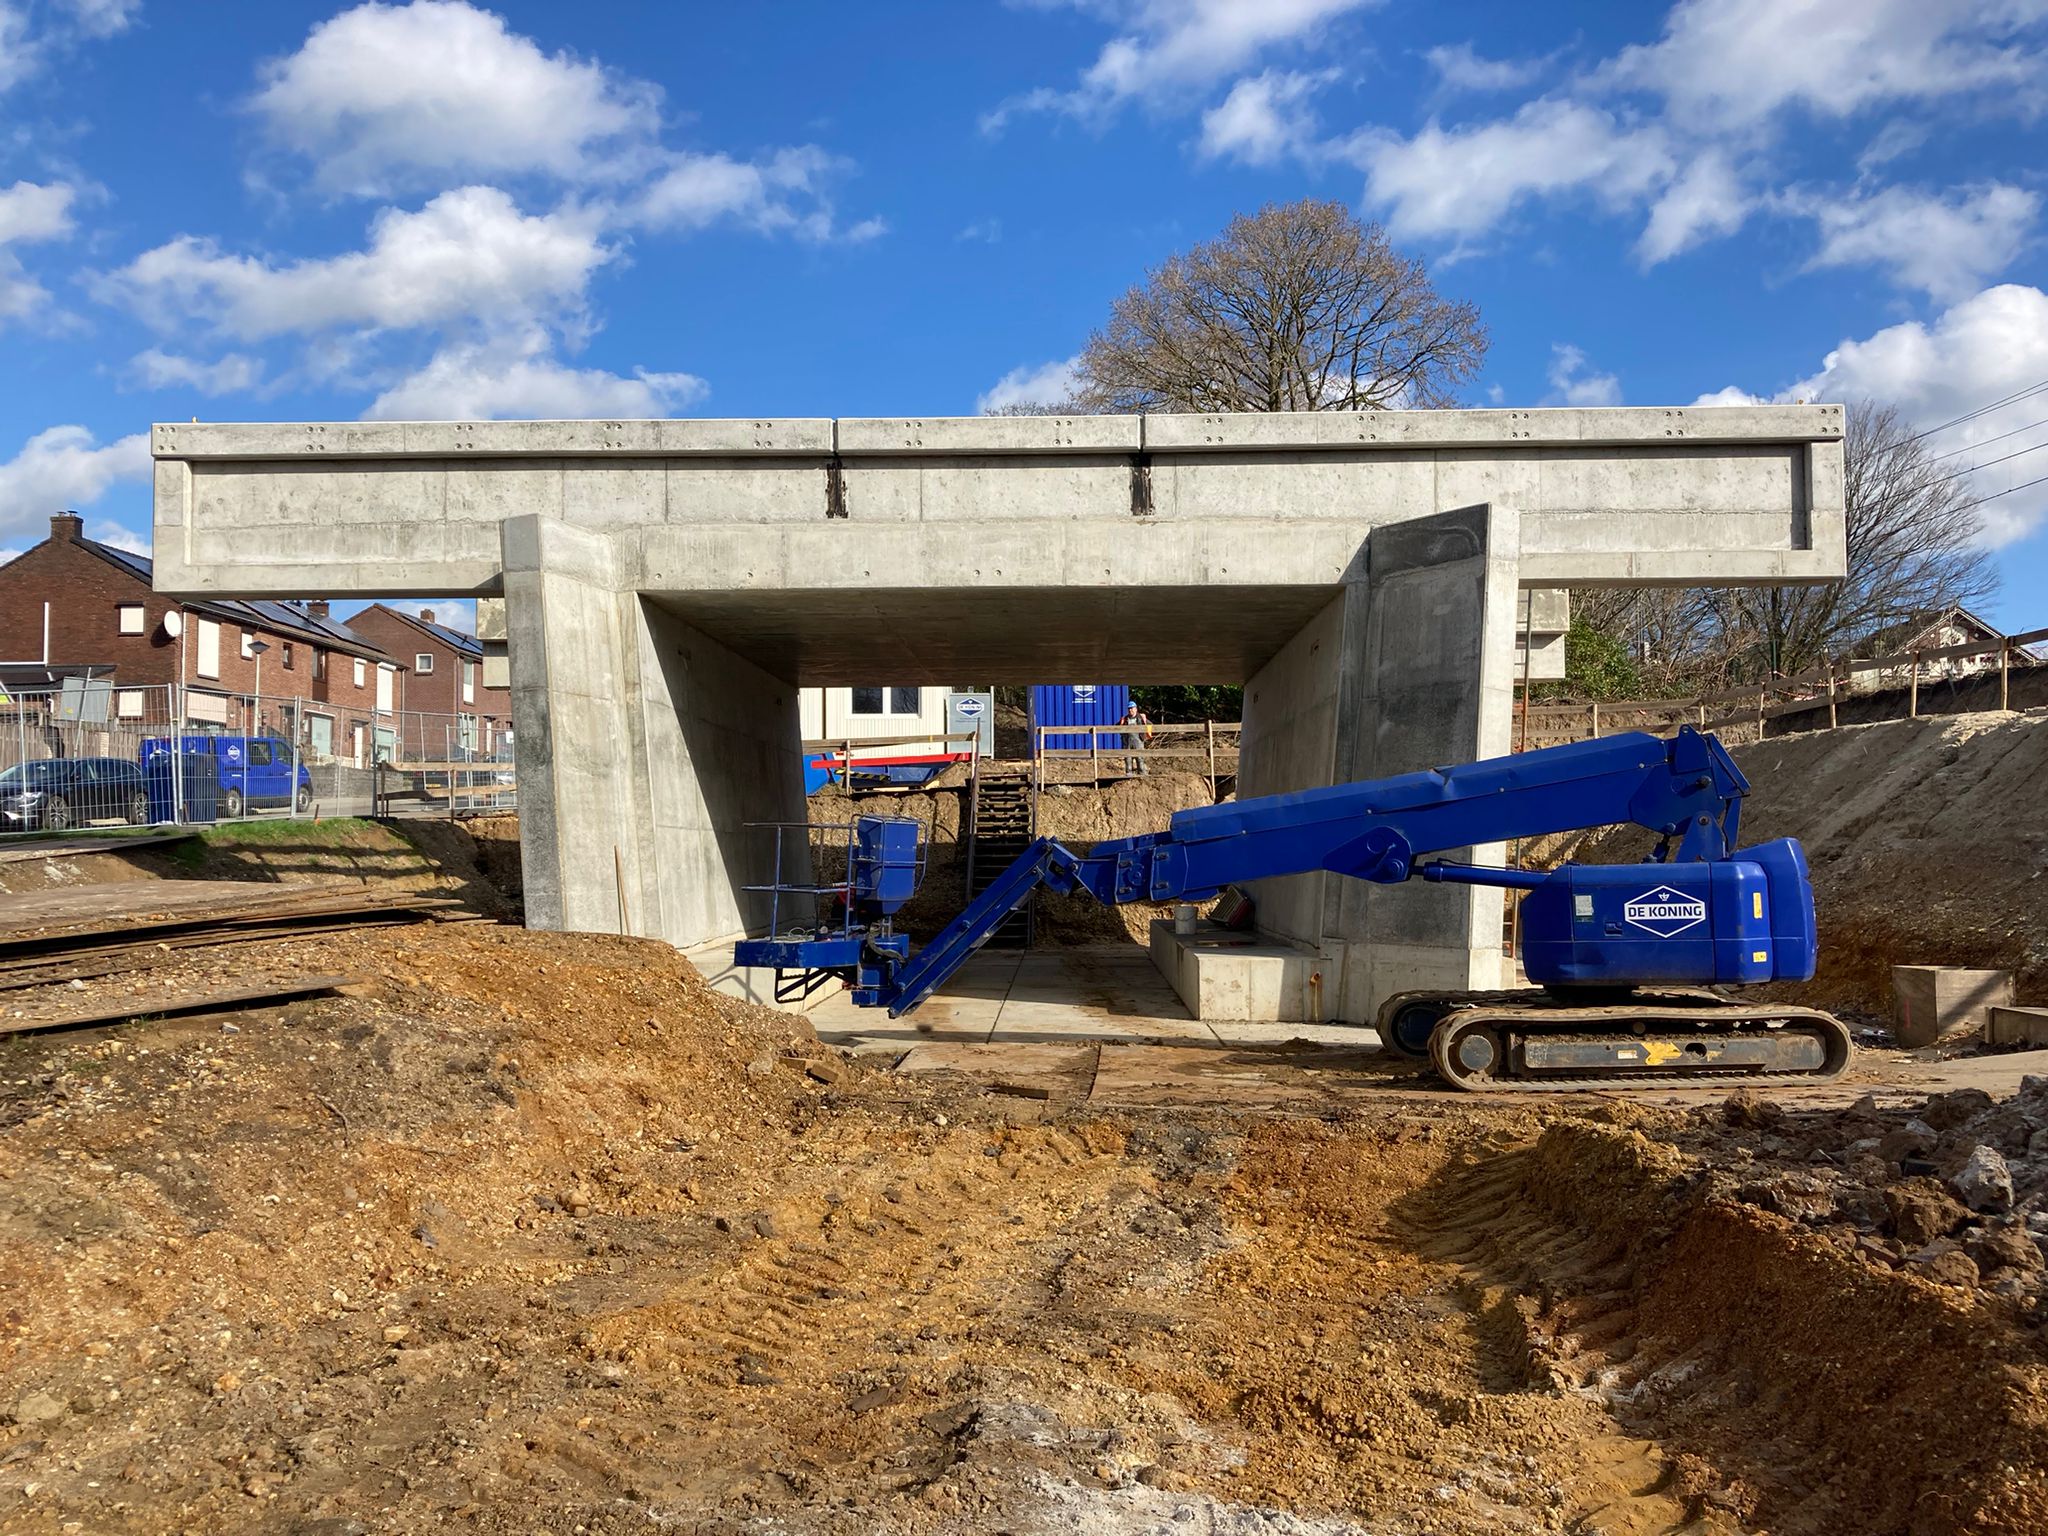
[150,406,1846,1022]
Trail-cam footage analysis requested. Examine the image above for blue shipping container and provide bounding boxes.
[1029,684,1131,754]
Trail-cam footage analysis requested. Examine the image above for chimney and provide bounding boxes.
[307,600,331,619]
[50,511,83,543]
[419,608,435,624]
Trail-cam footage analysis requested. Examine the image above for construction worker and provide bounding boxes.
[1121,700,1151,776]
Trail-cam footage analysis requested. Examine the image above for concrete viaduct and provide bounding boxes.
[150,405,1846,1021]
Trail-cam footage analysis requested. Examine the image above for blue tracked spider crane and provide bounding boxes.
[734,728,1851,1091]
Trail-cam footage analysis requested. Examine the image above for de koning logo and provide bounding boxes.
[1624,886,1707,937]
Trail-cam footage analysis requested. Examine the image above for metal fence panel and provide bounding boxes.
[0,682,514,839]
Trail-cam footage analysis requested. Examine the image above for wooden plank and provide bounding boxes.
[0,974,360,1037]
[0,887,465,956]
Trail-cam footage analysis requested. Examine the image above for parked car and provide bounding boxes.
[0,757,151,831]
[140,734,313,817]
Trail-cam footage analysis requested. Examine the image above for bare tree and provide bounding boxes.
[1072,200,1486,413]
[1567,400,2000,692]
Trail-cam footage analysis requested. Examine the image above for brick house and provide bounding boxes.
[343,603,512,760]
[0,511,403,766]
[1846,605,2045,694]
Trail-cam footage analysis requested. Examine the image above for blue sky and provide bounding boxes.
[1,0,2046,629]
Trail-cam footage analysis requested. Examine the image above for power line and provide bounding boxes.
[1928,412,2048,462]
[1957,470,2048,513]
[1905,377,2048,445]
[1933,437,2048,487]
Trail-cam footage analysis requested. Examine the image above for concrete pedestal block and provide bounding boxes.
[1987,1006,2048,1047]
[1149,919,1333,1021]
[1892,966,2015,1047]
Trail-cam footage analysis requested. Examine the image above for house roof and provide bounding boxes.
[76,539,400,664]
[359,603,483,660]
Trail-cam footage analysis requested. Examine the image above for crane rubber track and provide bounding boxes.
[1374,986,1729,1060]
[1426,1001,1854,1094]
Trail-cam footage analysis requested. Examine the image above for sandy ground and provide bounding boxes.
[0,916,2044,1534]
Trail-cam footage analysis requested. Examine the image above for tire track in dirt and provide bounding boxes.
[1406,1118,2048,1536]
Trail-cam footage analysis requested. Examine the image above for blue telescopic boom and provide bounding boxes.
[734,726,1763,1018]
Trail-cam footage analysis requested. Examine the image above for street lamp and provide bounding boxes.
[248,640,270,733]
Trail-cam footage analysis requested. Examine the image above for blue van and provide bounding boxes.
[140,735,313,817]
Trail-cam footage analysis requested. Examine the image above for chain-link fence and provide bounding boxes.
[0,679,514,839]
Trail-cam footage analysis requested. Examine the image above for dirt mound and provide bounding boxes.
[6,936,2043,1534]
[1575,710,2048,1016]
[802,772,1217,946]
[1409,1109,2048,1535]
[1034,771,1216,944]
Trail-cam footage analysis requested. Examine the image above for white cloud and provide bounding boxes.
[98,186,614,341]
[1701,285,2048,546]
[985,0,1374,129]
[0,0,137,91]
[1601,0,2048,132]
[1690,385,1766,407]
[977,355,1083,413]
[957,218,1003,243]
[62,0,139,39]
[0,5,35,93]
[1355,99,1672,245]
[0,180,78,325]
[364,336,707,420]
[250,0,661,195]
[86,518,148,555]
[1544,344,1622,407]
[1198,68,1328,164]
[634,147,881,243]
[124,348,265,395]
[1797,182,2039,302]
[0,180,75,244]
[1857,119,1929,172]
[1424,42,1544,93]
[1638,150,1750,264]
[0,426,151,546]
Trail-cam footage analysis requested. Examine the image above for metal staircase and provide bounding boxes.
[965,772,1034,948]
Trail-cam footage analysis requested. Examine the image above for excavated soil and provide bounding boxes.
[2,918,2046,1533]
[1032,770,1218,945]
[806,770,1218,946]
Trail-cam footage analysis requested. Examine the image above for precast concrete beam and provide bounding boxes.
[149,406,1845,602]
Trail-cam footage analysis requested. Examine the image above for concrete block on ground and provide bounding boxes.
[1892,966,2014,1048]
[1149,918,1333,1021]
[1987,1006,2048,1047]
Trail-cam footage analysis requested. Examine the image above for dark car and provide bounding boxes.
[0,757,152,832]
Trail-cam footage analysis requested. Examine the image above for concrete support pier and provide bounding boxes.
[150,406,1846,1020]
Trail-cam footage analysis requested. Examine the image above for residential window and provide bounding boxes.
[197,619,221,680]
[415,652,435,674]
[281,642,294,670]
[850,686,921,716]
[116,690,144,719]
[117,604,145,636]
[240,630,255,660]
[353,658,366,688]
[461,661,475,704]
[312,648,326,680]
